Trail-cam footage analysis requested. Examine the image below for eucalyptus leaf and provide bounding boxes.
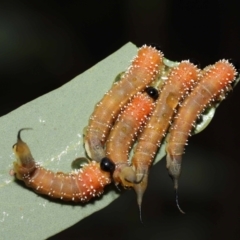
[0,42,138,240]
[0,42,238,240]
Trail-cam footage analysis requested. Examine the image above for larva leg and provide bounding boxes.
[105,87,159,188]
[84,45,164,162]
[12,129,112,202]
[166,59,237,210]
[131,61,200,217]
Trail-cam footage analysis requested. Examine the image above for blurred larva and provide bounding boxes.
[166,60,237,204]
[84,45,163,163]
[130,61,200,216]
[105,87,159,188]
[12,129,114,202]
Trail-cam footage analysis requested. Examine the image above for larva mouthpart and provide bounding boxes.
[84,45,164,163]
[12,129,111,202]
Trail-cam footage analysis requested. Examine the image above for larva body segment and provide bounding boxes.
[131,61,200,212]
[166,60,237,192]
[84,45,164,162]
[13,129,111,202]
[106,90,157,187]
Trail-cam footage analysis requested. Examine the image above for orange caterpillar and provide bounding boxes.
[166,60,237,201]
[105,87,159,188]
[126,61,200,215]
[12,86,158,202]
[84,45,163,163]
[12,129,114,202]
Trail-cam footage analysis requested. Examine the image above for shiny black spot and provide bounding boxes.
[100,157,115,173]
[145,86,159,100]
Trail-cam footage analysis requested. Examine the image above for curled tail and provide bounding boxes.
[166,153,185,214]
[12,129,111,202]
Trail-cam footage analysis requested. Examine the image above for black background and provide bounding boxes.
[1,1,240,239]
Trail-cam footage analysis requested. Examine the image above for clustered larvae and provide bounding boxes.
[84,45,164,163]
[130,60,200,214]
[166,59,237,196]
[11,44,238,216]
[105,89,158,188]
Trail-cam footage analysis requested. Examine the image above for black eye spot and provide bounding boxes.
[145,86,159,100]
[100,157,115,173]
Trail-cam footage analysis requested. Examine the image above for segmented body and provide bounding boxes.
[84,45,163,162]
[106,89,158,187]
[11,50,238,220]
[166,60,237,191]
[13,129,111,202]
[130,61,200,209]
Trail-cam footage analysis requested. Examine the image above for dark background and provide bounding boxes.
[1,1,240,239]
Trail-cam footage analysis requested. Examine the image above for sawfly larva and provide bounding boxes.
[84,45,163,162]
[105,87,159,188]
[12,129,114,202]
[130,61,200,217]
[166,59,237,206]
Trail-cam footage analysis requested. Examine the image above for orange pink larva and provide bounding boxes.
[128,61,200,215]
[105,87,159,188]
[84,45,163,163]
[166,59,237,202]
[10,46,239,221]
[12,129,112,202]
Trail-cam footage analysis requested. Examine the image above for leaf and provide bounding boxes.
[0,42,138,240]
[0,42,238,239]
